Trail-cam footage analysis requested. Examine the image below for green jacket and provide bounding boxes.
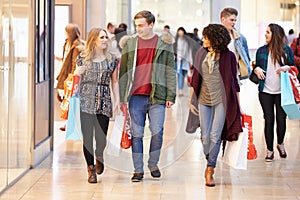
[119,33,176,104]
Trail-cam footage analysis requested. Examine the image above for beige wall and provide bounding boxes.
[241,0,298,51]
[55,0,86,39]
[86,0,106,32]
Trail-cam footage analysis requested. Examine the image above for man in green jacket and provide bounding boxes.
[119,10,176,182]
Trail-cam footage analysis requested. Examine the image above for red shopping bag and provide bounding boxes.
[59,74,73,120]
[187,67,193,87]
[289,66,300,103]
[121,108,132,149]
[242,114,257,160]
[71,75,81,96]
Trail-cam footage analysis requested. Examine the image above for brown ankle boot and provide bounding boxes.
[87,165,97,183]
[204,167,208,178]
[95,160,104,175]
[205,166,215,187]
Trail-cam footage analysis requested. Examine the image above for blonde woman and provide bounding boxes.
[74,27,119,183]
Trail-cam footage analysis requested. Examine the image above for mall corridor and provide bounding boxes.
[0,79,300,200]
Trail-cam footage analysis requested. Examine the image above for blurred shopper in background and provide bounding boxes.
[290,31,300,81]
[174,27,193,96]
[56,23,85,131]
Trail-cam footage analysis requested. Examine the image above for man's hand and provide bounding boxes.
[120,102,128,115]
[166,101,174,108]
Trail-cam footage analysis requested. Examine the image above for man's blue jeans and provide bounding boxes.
[198,102,225,168]
[128,95,166,173]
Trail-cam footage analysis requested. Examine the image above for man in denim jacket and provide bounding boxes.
[220,7,251,80]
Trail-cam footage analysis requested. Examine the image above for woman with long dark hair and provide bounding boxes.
[253,23,294,162]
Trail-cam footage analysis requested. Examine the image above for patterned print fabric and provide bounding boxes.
[77,57,117,117]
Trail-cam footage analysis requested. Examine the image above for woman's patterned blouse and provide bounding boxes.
[77,55,117,117]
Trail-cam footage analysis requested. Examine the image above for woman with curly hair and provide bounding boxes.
[187,24,242,187]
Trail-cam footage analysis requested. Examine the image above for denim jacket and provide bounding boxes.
[233,29,251,79]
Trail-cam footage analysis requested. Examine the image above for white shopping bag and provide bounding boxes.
[106,114,125,157]
[223,128,248,170]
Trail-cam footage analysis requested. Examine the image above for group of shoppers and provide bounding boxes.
[56,7,296,187]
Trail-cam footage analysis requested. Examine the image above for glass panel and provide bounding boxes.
[54,4,70,88]
[38,0,45,82]
[0,0,9,192]
[44,0,49,81]
[7,0,31,184]
[131,0,211,34]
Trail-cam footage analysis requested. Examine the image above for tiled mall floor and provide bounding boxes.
[1,80,300,200]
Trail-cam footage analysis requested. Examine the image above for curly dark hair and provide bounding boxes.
[202,24,231,52]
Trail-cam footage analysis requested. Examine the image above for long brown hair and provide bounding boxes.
[65,23,81,44]
[268,23,288,66]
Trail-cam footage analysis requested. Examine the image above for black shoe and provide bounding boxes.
[131,173,144,182]
[149,166,161,178]
[277,144,287,158]
[95,160,104,175]
[265,151,274,162]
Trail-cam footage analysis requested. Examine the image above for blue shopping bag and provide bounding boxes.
[65,93,83,140]
[281,71,300,120]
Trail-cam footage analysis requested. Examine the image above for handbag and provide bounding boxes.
[120,107,132,149]
[249,69,260,84]
[281,71,300,120]
[106,114,124,156]
[238,58,249,79]
[223,128,248,170]
[185,93,200,133]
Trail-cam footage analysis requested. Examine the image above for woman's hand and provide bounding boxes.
[276,65,291,74]
[188,101,199,115]
[254,67,266,80]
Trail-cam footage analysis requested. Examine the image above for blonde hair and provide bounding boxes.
[82,27,112,65]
